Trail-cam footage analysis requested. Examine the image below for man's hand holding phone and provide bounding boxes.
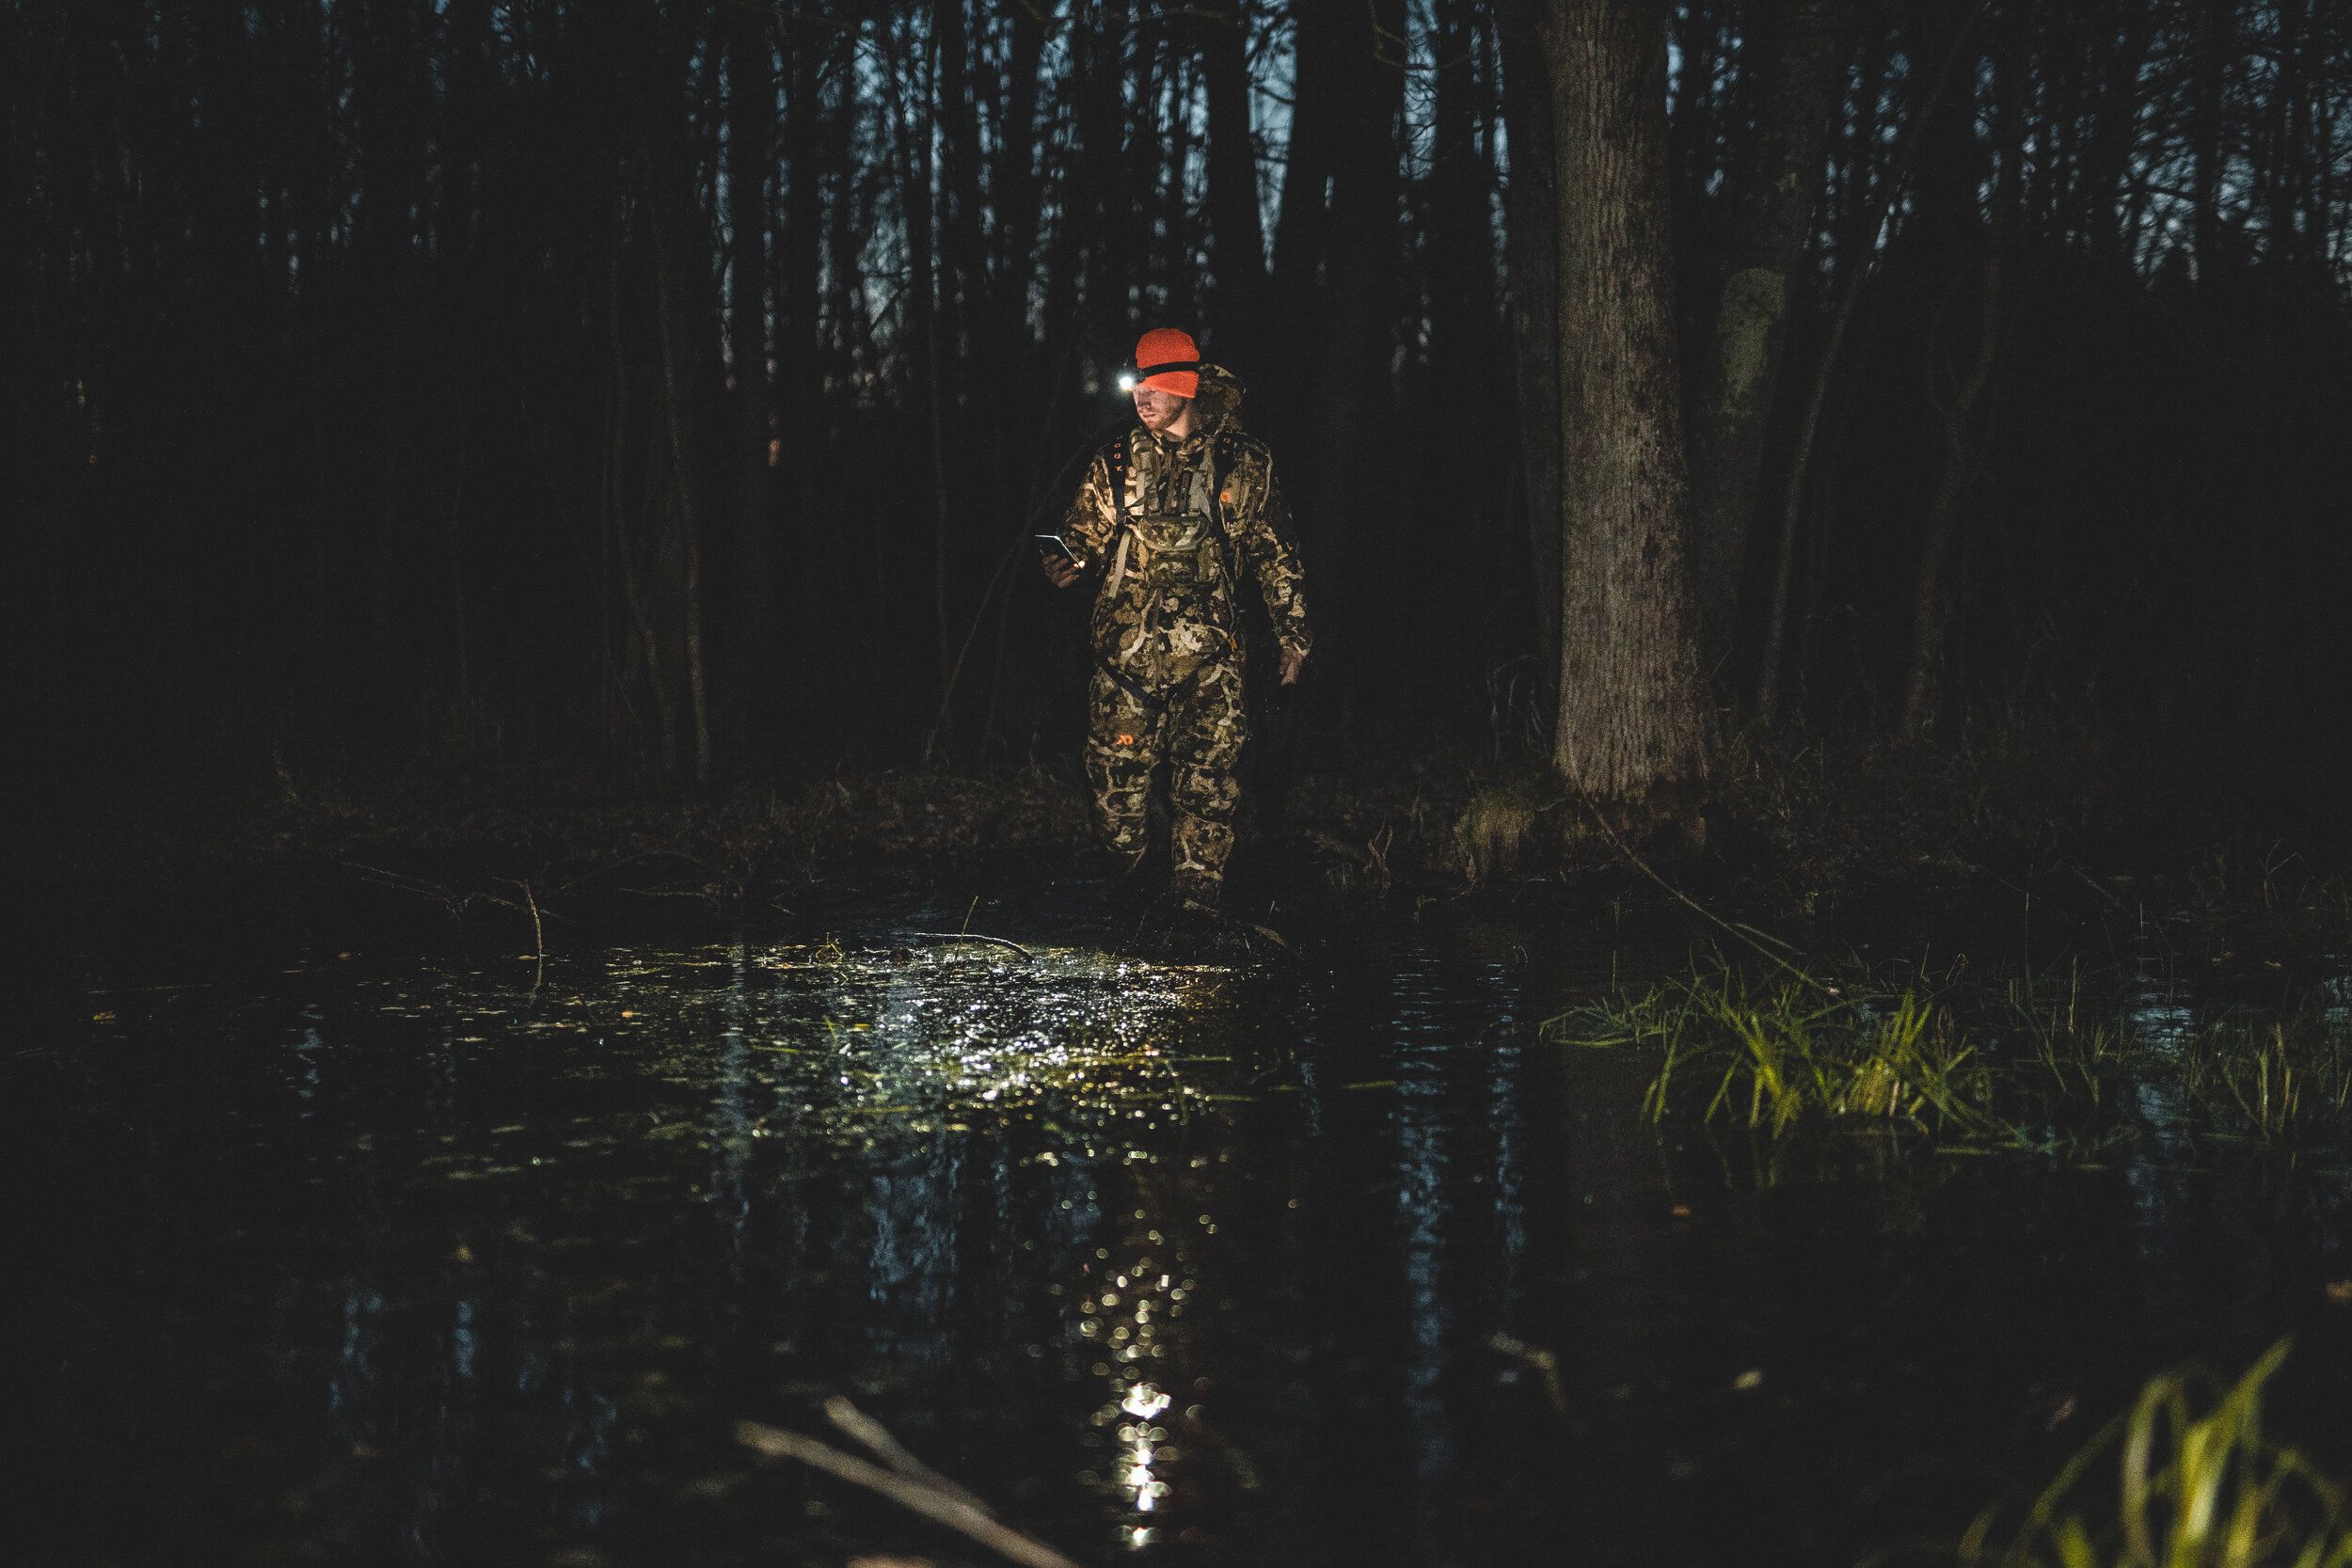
[1037,535,1085,590]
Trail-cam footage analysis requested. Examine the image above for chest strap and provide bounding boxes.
[1100,431,1245,602]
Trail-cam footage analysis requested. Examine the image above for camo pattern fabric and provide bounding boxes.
[1060,371,1314,678]
[1061,365,1311,903]
[1084,657,1247,901]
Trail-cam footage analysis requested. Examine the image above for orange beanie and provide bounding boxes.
[1131,327,1200,399]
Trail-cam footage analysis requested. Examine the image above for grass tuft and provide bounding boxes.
[1932,1340,2352,1568]
[1550,955,2352,1155]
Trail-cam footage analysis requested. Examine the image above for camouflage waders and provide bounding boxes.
[1085,657,1248,902]
[1060,366,1311,906]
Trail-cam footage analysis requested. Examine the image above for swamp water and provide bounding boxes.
[17,879,2352,1566]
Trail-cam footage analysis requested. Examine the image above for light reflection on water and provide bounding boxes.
[20,909,2352,1567]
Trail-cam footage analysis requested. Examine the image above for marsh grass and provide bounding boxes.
[1926,1340,2352,1568]
[1550,956,2352,1154]
[1551,967,2002,1138]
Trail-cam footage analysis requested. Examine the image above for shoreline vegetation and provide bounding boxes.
[1547,952,2352,1159]
[1893,1340,2352,1568]
[31,711,2350,903]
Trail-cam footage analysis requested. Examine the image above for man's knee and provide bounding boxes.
[1171,760,1241,821]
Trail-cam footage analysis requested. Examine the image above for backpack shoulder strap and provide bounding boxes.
[1101,433,1134,521]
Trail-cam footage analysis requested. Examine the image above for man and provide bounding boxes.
[1041,327,1311,911]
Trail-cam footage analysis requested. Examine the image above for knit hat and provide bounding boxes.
[1125,327,1200,399]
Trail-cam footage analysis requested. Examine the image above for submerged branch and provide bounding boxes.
[735,1418,1085,1568]
[824,1396,997,1519]
[902,931,1036,960]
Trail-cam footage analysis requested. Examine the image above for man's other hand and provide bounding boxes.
[1040,551,1083,589]
[1279,647,1307,687]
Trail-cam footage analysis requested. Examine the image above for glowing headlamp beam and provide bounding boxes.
[1117,359,1198,396]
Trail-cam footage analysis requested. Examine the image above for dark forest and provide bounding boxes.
[14,4,2352,1565]
[17,0,2350,802]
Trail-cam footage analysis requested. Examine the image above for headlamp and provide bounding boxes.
[1119,359,1200,394]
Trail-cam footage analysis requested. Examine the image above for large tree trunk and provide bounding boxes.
[1540,0,1709,807]
[1268,0,1343,435]
[1499,2,1564,692]
[1685,0,1852,660]
[1305,0,1406,718]
[1421,0,1500,704]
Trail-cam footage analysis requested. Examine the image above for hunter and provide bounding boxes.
[1041,327,1312,911]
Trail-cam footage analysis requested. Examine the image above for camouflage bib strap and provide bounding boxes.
[1103,436,1136,599]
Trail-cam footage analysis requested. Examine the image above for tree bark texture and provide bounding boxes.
[1686,0,1852,656]
[1499,2,1564,689]
[1541,0,1709,803]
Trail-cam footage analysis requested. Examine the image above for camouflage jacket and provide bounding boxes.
[1062,366,1313,687]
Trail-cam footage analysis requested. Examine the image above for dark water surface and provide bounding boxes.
[17,879,2352,1566]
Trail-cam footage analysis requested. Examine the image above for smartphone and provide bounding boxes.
[1035,534,1080,565]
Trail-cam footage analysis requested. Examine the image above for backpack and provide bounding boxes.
[1100,426,1245,599]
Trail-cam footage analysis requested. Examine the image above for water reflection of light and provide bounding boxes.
[1074,1210,1198,1536]
[324,942,1255,1550]
[805,944,1233,1134]
[2129,981,2197,1057]
[1391,954,1456,1516]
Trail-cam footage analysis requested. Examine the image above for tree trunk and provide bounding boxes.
[1422,0,1500,702]
[2186,0,2230,277]
[1685,0,1852,660]
[2076,0,2160,270]
[1198,2,1269,347]
[776,17,828,720]
[895,12,953,699]
[726,2,781,720]
[1757,4,1979,724]
[1269,0,1343,430]
[1306,0,1406,717]
[1540,0,1709,807]
[1499,2,1564,691]
[652,202,713,787]
[1899,2,2018,742]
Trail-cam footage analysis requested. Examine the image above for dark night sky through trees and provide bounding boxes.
[9,0,2352,800]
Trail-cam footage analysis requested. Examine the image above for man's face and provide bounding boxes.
[1132,385,1191,436]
